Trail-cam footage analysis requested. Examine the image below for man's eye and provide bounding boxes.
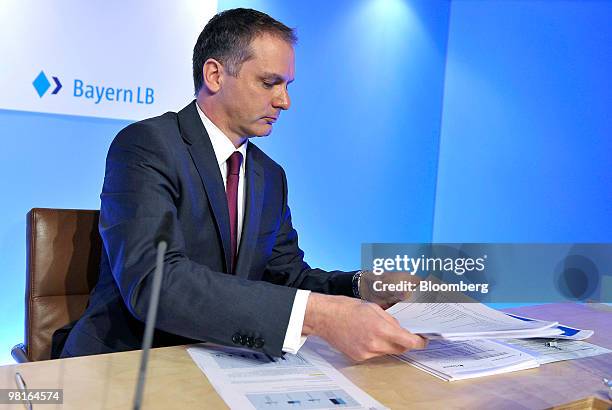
[262,81,274,89]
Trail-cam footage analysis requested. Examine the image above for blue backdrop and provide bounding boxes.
[1,0,610,364]
[433,0,612,242]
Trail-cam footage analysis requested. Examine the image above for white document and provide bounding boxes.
[505,313,594,340]
[187,344,387,410]
[396,339,540,381]
[386,302,562,340]
[499,338,611,365]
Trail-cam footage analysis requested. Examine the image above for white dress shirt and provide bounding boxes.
[196,103,309,354]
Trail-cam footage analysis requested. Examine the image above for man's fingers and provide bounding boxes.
[411,334,428,350]
[391,335,428,353]
[370,331,428,356]
[366,305,428,351]
[384,324,428,351]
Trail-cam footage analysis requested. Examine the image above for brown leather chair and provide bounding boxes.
[11,208,101,362]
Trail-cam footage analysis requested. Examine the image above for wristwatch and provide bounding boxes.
[352,270,365,299]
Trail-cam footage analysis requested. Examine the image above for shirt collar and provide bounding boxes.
[196,102,247,171]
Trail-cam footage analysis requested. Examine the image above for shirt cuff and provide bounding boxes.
[281,289,310,354]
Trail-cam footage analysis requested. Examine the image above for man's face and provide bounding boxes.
[217,33,295,139]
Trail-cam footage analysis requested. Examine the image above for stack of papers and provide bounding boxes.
[505,313,594,340]
[395,335,610,381]
[396,339,540,381]
[386,302,563,340]
[388,302,609,381]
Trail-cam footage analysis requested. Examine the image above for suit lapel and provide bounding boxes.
[235,144,264,278]
[178,102,232,273]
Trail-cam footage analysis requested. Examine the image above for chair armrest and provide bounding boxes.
[11,343,29,363]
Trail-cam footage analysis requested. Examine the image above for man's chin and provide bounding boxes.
[251,124,273,137]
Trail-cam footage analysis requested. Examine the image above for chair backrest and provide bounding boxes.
[25,208,101,361]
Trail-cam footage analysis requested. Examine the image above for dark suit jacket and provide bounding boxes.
[61,101,353,358]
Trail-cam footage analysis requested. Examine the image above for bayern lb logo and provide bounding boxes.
[31,69,154,105]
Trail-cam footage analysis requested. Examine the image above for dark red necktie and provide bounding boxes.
[226,151,243,272]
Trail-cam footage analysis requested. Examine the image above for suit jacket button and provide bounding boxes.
[240,335,247,345]
[254,338,264,348]
[246,336,254,347]
[232,333,241,344]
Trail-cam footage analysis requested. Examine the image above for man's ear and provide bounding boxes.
[202,58,224,94]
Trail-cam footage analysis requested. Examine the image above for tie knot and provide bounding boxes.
[227,151,243,176]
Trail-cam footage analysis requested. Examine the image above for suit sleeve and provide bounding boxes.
[100,123,297,356]
[261,168,356,296]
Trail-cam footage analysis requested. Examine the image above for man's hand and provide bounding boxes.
[302,293,427,362]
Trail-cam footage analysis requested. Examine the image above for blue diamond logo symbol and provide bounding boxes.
[33,70,51,97]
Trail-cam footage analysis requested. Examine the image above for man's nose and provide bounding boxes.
[272,87,291,110]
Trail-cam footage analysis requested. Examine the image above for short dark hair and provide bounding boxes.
[192,8,297,95]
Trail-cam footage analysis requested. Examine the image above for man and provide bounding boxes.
[60,8,425,361]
